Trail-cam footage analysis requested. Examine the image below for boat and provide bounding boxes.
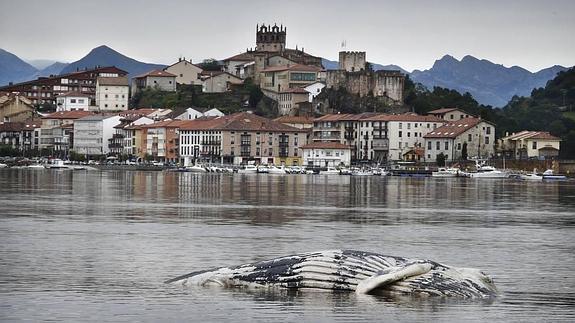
[257,165,270,173]
[45,159,70,169]
[0,163,8,168]
[187,164,207,172]
[237,164,258,174]
[268,165,287,174]
[432,167,460,177]
[339,167,352,175]
[27,164,45,169]
[351,168,373,176]
[319,167,340,175]
[462,161,508,179]
[542,169,568,181]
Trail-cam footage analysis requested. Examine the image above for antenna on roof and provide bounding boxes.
[341,40,347,49]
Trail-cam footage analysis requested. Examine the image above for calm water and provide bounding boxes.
[0,169,574,322]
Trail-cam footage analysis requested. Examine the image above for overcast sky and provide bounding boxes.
[1,0,573,72]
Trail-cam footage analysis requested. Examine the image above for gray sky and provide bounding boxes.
[1,0,573,72]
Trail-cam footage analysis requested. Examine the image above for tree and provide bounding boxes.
[197,58,222,71]
[461,142,468,161]
[436,153,446,167]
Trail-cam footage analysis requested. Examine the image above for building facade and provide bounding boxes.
[131,70,177,94]
[427,107,474,121]
[0,92,36,122]
[498,131,561,159]
[0,66,127,109]
[300,142,351,167]
[164,59,203,85]
[95,77,129,111]
[423,117,496,162]
[40,110,93,157]
[55,92,91,111]
[202,72,243,93]
[73,115,122,156]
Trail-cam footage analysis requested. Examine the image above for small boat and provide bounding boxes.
[27,164,45,169]
[187,164,207,172]
[238,164,258,174]
[0,163,8,168]
[542,169,568,181]
[339,167,352,175]
[257,165,270,173]
[45,159,70,169]
[351,168,373,176]
[432,167,460,177]
[319,167,340,175]
[268,165,287,174]
[462,161,508,179]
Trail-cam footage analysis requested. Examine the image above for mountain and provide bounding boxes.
[410,55,568,107]
[35,62,69,78]
[0,48,38,86]
[60,45,166,79]
[26,59,60,70]
[321,58,408,74]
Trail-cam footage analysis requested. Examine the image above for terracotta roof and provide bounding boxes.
[274,115,314,124]
[43,111,93,119]
[23,118,42,129]
[97,76,129,86]
[201,71,242,81]
[133,69,176,79]
[427,107,460,114]
[314,113,378,122]
[261,64,322,73]
[117,109,157,117]
[140,120,186,129]
[0,122,25,132]
[180,112,300,132]
[57,91,91,98]
[300,142,351,149]
[423,117,482,139]
[500,130,561,141]
[222,52,255,62]
[364,113,445,122]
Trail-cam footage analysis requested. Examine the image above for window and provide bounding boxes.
[486,127,491,135]
[532,141,537,149]
[457,143,461,150]
[428,141,432,150]
[407,123,411,129]
[399,142,402,148]
[105,94,108,98]
[407,132,411,138]
[256,147,260,156]
[399,123,402,129]
[485,137,490,144]
[398,131,402,138]
[445,141,449,150]
[468,134,472,142]
[450,114,454,119]
[78,99,84,103]
[436,141,440,150]
[70,99,76,103]
[115,94,119,98]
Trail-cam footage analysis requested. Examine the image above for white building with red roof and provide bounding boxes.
[498,131,561,159]
[423,117,495,162]
[164,58,203,86]
[55,91,91,112]
[427,107,474,121]
[300,141,351,167]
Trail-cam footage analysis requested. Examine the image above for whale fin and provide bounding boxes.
[355,263,432,295]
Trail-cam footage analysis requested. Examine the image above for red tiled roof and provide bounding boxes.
[140,120,186,129]
[117,109,157,117]
[314,113,378,122]
[300,142,351,150]
[500,130,560,141]
[427,107,459,114]
[43,111,93,119]
[180,112,300,132]
[0,122,25,132]
[97,76,129,86]
[365,113,445,122]
[274,115,314,124]
[423,117,482,138]
[281,87,309,94]
[260,64,322,73]
[23,118,42,129]
[133,69,176,79]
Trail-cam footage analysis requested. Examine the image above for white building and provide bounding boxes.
[423,117,496,162]
[164,59,203,85]
[300,142,351,167]
[178,118,223,166]
[95,77,129,111]
[202,72,243,93]
[303,82,326,102]
[56,92,91,111]
[361,113,446,162]
[73,115,122,156]
[172,107,225,120]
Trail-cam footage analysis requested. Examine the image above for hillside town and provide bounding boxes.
[0,24,565,171]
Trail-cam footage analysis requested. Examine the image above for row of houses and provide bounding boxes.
[0,104,562,165]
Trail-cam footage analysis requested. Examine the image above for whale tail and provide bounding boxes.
[355,262,432,295]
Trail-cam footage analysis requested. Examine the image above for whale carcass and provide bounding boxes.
[166,250,497,297]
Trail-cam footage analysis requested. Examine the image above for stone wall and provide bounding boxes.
[339,51,366,72]
[325,70,405,104]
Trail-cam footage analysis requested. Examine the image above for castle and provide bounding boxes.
[326,51,405,104]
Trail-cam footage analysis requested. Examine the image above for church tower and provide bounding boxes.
[256,23,286,52]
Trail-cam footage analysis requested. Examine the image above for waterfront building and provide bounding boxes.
[498,131,561,159]
[179,112,306,166]
[164,58,203,85]
[108,115,155,156]
[170,107,225,120]
[73,115,122,156]
[0,66,128,110]
[423,117,496,162]
[0,92,37,122]
[131,70,177,95]
[139,120,186,163]
[300,141,351,167]
[40,110,93,157]
[95,77,129,111]
[55,91,91,111]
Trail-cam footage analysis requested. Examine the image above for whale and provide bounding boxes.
[166,250,498,298]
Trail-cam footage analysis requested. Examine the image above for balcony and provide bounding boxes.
[201,140,222,145]
[372,138,389,150]
[112,133,125,139]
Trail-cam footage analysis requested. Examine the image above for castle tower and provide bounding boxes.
[256,23,286,52]
[339,51,366,72]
